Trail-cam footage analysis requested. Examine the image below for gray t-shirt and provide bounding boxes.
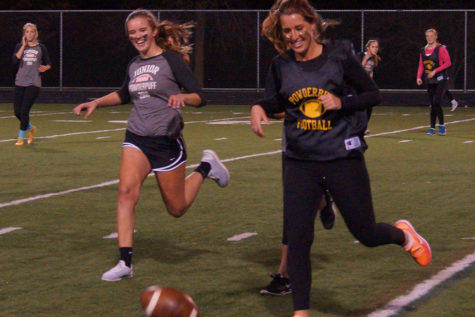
[13,43,51,87]
[359,52,376,74]
[117,50,206,138]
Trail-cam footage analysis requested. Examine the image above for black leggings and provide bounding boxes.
[282,155,405,310]
[14,85,40,131]
[445,89,454,102]
[366,106,373,123]
[427,81,446,128]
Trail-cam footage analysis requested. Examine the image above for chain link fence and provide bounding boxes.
[1,9,474,92]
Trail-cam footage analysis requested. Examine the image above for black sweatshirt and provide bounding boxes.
[255,40,381,161]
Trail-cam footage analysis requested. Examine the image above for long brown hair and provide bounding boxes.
[365,39,381,66]
[125,9,194,62]
[262,0,339,55]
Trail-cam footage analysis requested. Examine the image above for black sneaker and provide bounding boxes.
[260,274,291,296]
[320,190,336,230]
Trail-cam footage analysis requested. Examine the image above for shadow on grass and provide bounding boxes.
[134,237,216,265]
[241,247,333,271]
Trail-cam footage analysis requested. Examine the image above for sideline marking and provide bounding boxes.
[96,136,111,140]
[0,227,23,235]
[368,252,475,317]
[215,137,228,141]
[399,140,412,143]
[463,140,473,144]
[227,232,258,241]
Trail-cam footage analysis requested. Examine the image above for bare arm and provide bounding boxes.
[15,36,27,60]
[168,92,202,109]
[73,91,122,119]
[361,52,371,66]
[250,105,270,138]
[38,65,51,72]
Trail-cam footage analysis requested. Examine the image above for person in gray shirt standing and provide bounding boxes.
[74,9,230,282]
[12,22,51,146]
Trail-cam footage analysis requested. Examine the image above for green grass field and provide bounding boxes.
[0,103,473,316]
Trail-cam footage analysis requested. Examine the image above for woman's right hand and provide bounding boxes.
[250,105,270,137]
[22,35,27,46]
[417,78,423,86]
[73,101,98,119]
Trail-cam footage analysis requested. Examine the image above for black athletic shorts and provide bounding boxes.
[122,130,187,172]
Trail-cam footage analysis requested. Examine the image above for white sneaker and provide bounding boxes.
[101,260,133,282]
[450,100,458,111]
[201,149,230,187]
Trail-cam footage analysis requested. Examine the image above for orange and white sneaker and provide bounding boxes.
[395,220,432,266]
[27,125,36,144]
[15,137,25,146]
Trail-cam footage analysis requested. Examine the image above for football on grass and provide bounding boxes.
[140,285,200,317]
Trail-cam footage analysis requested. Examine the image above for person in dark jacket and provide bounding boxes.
[250,1,432,316]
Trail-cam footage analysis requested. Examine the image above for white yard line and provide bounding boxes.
[2,115,475,311]
[0,116,251,143]
[0,128,126,143]
[364,118,475,138]
[368,252,475,317]
[1,117,474,208]
[0,150,281,209]
[0,111,72,119]
[227,232,258,241]
[0,227,23,235]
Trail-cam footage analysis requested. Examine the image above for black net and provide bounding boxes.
[62,11,135,87]
[161,11,258,89]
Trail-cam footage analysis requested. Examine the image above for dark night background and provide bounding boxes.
[1,0,474,10]
[1,0,475,105]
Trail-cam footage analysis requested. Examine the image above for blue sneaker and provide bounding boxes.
[426,128,436,135]
[438,125,446,136]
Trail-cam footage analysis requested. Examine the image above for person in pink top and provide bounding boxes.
[417,28,451,135]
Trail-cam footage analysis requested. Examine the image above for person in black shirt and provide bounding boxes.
[250,1,432,316]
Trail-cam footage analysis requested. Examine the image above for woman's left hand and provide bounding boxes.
[38,65,50,72]
[319,93,342,110]
[168,94,186,108]
[427,70,436,79]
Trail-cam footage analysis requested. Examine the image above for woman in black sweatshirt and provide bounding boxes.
[250,1,432,316]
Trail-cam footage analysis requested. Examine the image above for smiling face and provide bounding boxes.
[368,41,379,55]
[126,16,158,57]
[24,25,37,42]
[280,13,318,59]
